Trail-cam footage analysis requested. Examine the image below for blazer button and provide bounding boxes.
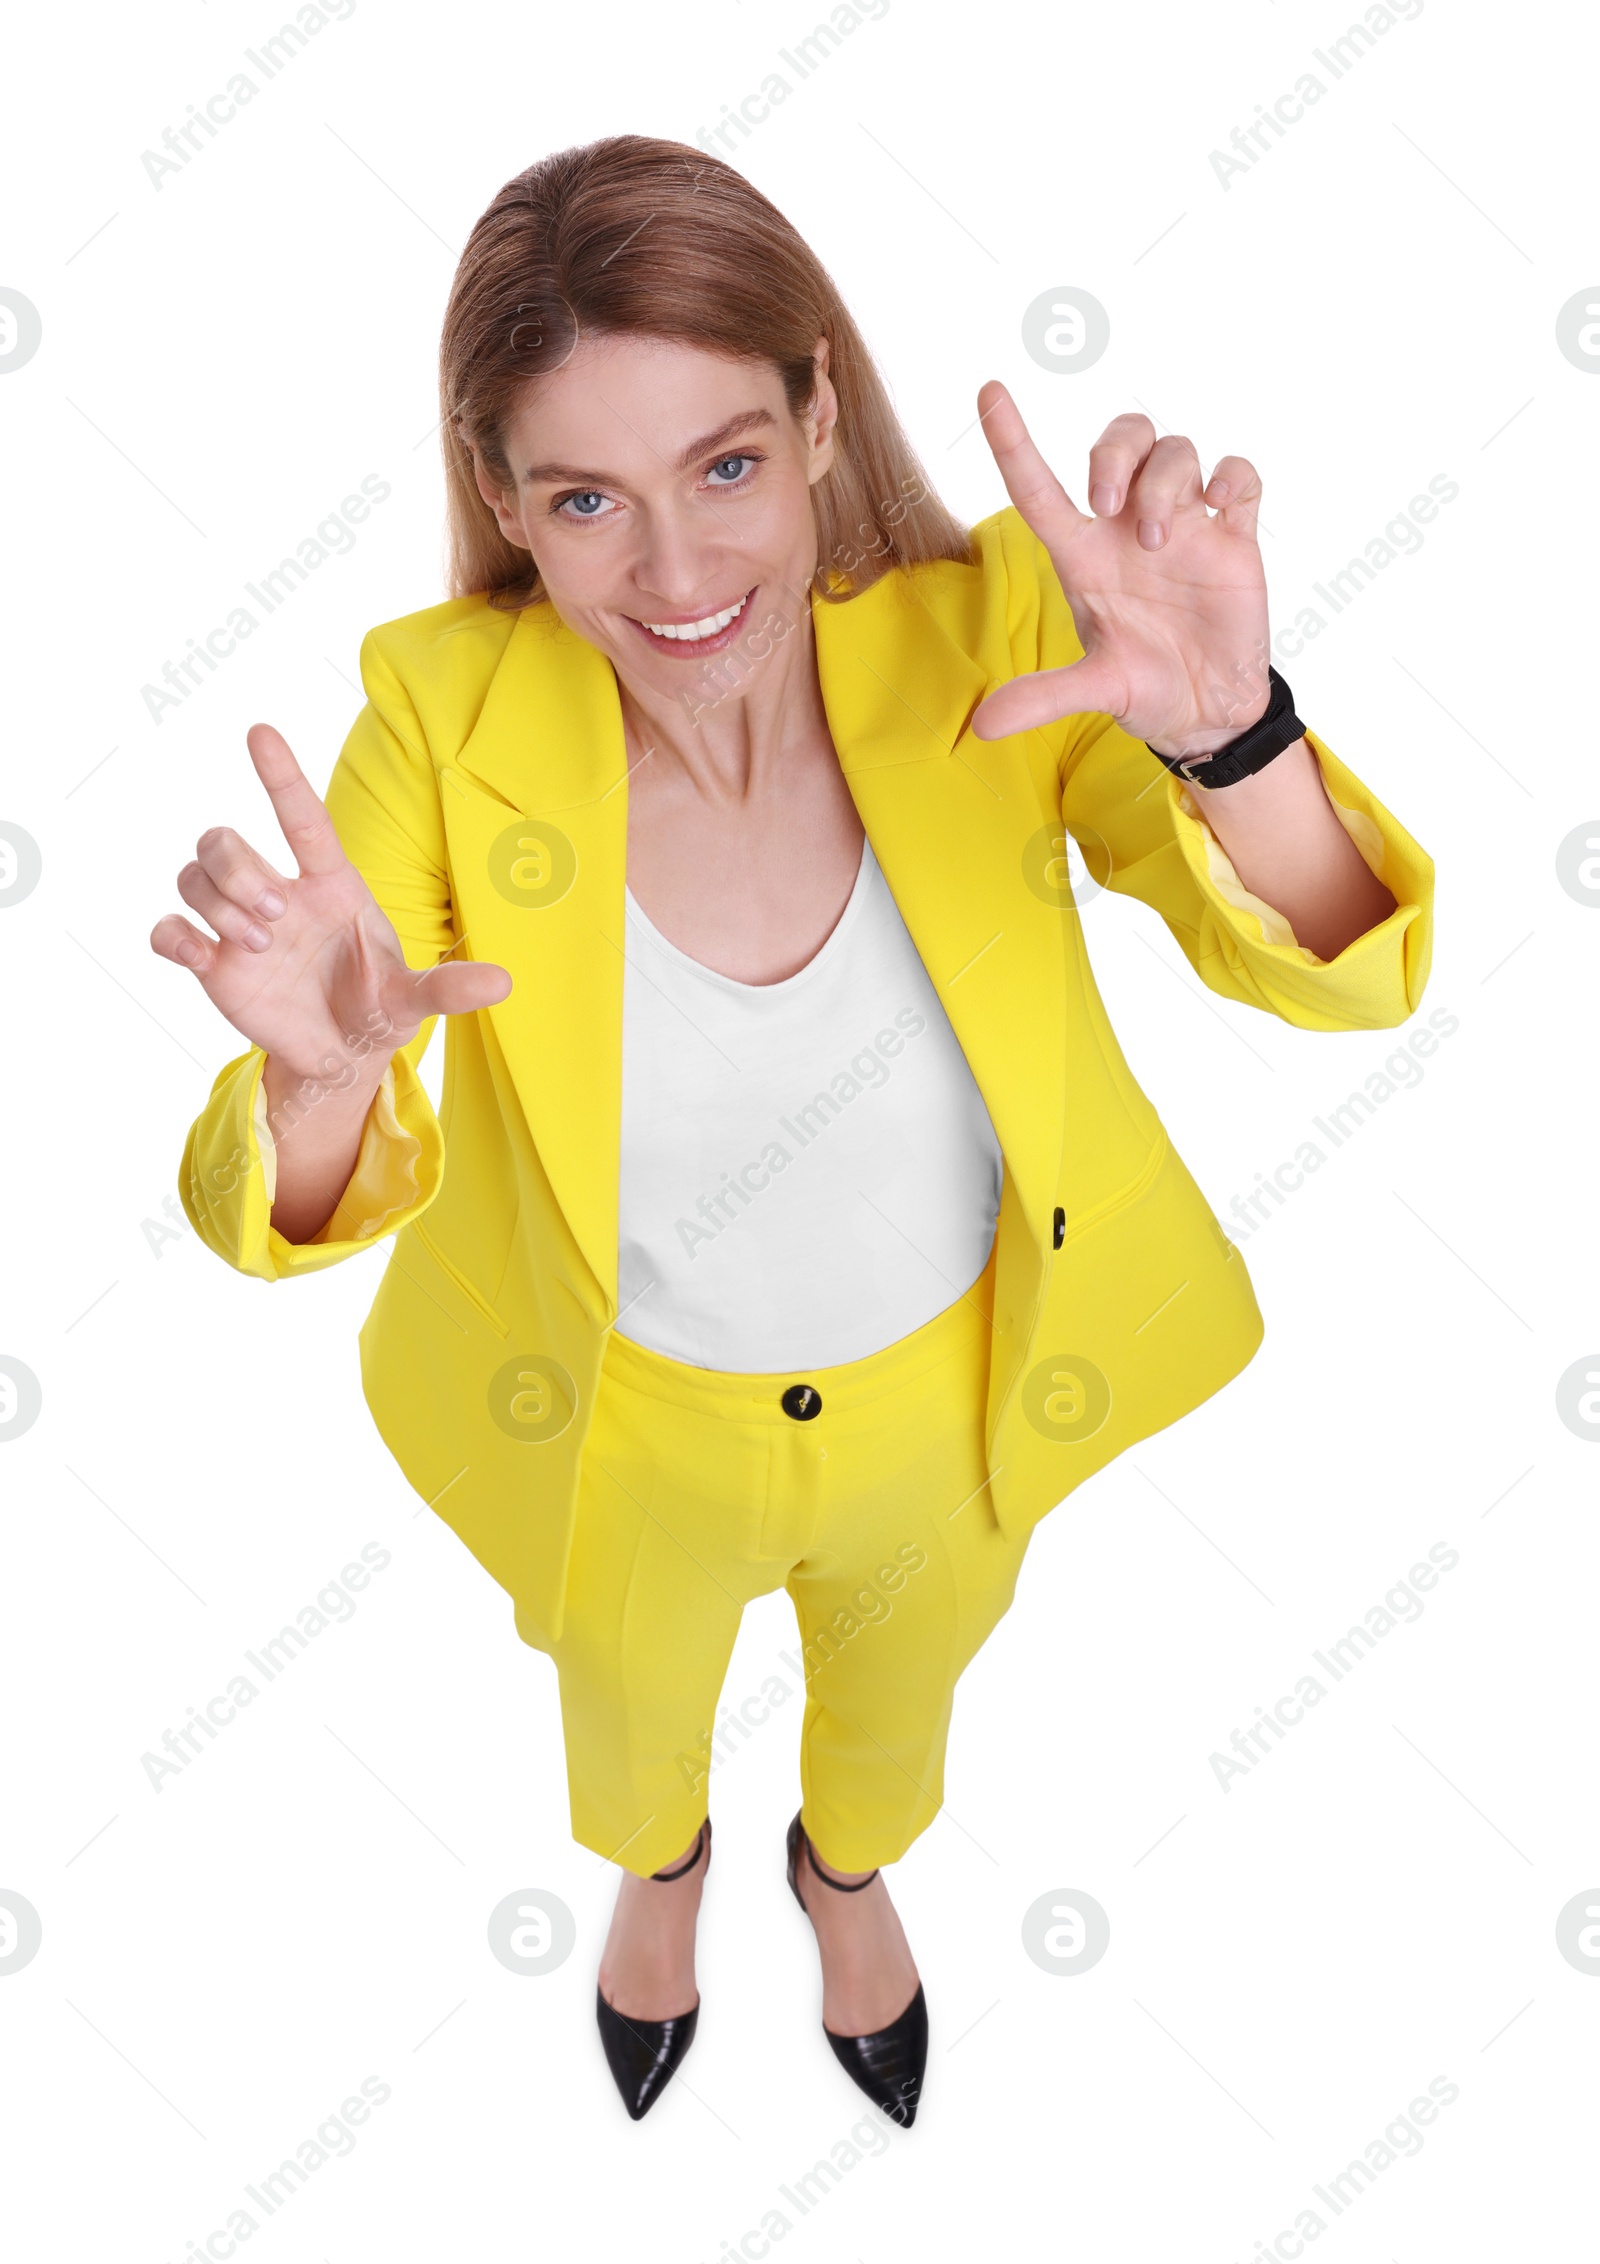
[781,1383,822,1421]
[1053,1206,1066,1250]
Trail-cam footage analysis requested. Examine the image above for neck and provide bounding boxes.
[615,578,829,805]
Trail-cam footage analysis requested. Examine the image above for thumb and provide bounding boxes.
[396,957,513,1027]
[971,655,1125,743]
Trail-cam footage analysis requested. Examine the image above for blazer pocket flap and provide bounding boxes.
[396,1219,512,1339]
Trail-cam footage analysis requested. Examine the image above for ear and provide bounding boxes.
[803,334,839,488]
[464,432,527,546]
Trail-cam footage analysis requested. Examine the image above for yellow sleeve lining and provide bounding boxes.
[1172,768,1390,965]
[251,1062,422,1244]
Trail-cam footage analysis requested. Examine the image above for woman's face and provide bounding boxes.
[469,332,838,688]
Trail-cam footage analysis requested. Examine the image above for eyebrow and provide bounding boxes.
[519,408,780,487]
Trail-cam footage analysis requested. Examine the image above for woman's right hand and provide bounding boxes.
[150,721,512,1089]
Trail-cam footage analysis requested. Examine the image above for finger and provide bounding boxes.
[1085,411,1159,517]
[247,722,348,878]
[1201,452,1264,541]
[177,861,275,952]
[970,653,1126,742]
[150,911,219,975]
[191,826,291,919]
[1127,434,1205,550]
[372,954,513,1043]
[976,379,1089,553]
[411,958,514,1019]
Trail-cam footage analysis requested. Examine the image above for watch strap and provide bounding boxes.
[1146,665,1307,789]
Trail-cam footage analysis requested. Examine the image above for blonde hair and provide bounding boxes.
[438,134,973,611]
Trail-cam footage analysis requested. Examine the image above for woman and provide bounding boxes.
[153,135,1433,2127]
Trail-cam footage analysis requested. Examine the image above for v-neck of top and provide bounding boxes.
[622,835,876,997]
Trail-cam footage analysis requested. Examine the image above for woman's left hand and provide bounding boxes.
[969,383,1273,761]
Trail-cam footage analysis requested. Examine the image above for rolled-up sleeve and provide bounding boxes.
[1110,718,1435,1029]
[181,1043,444,1281]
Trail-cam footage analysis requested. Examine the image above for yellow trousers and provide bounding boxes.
[532,1242,1032,1878]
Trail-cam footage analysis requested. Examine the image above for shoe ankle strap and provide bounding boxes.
[650,1821,707,1882]
[803,1825,878,1893]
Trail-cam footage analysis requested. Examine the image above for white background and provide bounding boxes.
[1,0,1594,2256]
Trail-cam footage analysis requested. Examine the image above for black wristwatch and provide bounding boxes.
[1145,665,1307,789]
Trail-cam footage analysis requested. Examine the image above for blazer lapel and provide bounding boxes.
[444,603,629,1318]
[813,569,1069,1270]
[441,569,1068,1319]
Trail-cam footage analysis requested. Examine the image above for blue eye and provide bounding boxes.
[552,452,760,525]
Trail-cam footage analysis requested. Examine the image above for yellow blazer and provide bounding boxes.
[180,504,1434,1648]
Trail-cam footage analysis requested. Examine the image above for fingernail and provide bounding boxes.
[1207,478,1231,504]
[1090,484,1119,515]
[175,939,200,966]
[1138,519,1165,550]
[255,889,286,917]
[244,923,272,950]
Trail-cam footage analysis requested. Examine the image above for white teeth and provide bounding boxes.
[641,591,751,641]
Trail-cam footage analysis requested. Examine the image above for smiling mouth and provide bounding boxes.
[628,587,756,648]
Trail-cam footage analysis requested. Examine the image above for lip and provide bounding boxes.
[623,585,757,659]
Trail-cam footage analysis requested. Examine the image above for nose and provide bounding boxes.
[629,506,738,616]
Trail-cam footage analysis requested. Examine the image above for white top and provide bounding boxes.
[614,837,1004,1371]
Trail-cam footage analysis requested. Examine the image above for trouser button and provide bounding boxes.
[781,1383,822,1421]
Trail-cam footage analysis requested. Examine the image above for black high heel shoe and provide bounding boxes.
[785,1810,927,2128]
[595,1816,711,2121]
